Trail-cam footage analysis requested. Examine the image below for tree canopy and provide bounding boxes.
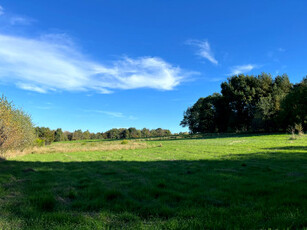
[181,73,306,133]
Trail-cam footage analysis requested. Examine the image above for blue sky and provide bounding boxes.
[0,1,306,133]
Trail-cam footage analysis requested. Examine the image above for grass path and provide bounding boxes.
[0,134,306,229]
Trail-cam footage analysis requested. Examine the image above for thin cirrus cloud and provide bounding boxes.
[0,5,32,25]
[228,64,258,76]
[9,16,32,25]
[88,110,124,118]
[83,110,137,120]
[0,33,188,94]
[186,39,218,65]
[0,5,4,15]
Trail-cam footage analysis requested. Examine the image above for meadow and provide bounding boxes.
[0,134,306,229]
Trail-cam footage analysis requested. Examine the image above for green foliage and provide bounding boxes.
[279,78,307,130]
[82,130,91,140]
[0,95,35,152]
[72,129,83,140]
[104,127,172,139]
[35,127,55,145]
[121,139,129,144]
[181,93,228,133]
[54,128,67,142]
[35,126,173,143]
[181,73,304,133]
[35,138,45,147]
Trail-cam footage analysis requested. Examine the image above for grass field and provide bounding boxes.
[0,134,306,229]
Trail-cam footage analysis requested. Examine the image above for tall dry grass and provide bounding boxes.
[2,140,153,159]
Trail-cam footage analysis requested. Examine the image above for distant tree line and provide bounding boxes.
[35,127,173,145]
[181,73,307,133]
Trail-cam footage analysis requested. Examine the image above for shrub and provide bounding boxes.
[295,123,304,136]
[0,95,35,153]
[121,140,129,144]
[35,138,45,147]
[288,126,296,140]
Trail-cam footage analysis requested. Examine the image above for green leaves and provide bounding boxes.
[182,73,305,133]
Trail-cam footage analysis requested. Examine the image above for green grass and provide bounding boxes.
[0,134,306,229]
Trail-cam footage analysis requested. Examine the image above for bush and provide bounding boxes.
[35,138,45,147]
[288,126,296,140]
[0,95,35,153]
[121,140,129,144]
[295,123,304,136]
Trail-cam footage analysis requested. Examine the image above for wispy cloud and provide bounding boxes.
[34,106,52,110]
[33,102,54,110]
[84,109,137,120]
[186,39,218,65]
[228,64,257,76]
[267,48,285,62]
[16,82,48,93]
[0,5,32,25]
[95,110,124,118]
[0,33,189,93]
[0,5,4,16]
[9,16,32,25]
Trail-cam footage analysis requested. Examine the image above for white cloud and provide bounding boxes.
[229,64,257,76]
[0,34,188,93]
[16,82,48,93]
[187,39,218,65]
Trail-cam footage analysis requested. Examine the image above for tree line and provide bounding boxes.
[0,94,173,150]
[181,73,307,133]
[35,127,173,145]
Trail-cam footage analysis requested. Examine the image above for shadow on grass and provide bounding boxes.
[0,151,306,229]
[264,146,307,151]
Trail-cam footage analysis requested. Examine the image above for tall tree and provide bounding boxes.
[279,77,307,130]
[54,128,64,142]
[181,93,227,133]
[181,73,304,133]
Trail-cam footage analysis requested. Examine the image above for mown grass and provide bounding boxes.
[0,134,306,229]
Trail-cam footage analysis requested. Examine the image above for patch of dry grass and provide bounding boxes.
[2,140,152,159]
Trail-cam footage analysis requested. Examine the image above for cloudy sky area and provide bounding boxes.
[0,1,306,133]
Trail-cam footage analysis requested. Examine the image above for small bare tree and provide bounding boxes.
[295,123,304,136]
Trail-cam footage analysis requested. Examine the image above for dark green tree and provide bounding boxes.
[54,128,64,142]
[181,93,228,133]
[279,77,307,130]
[35,127,55,145]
